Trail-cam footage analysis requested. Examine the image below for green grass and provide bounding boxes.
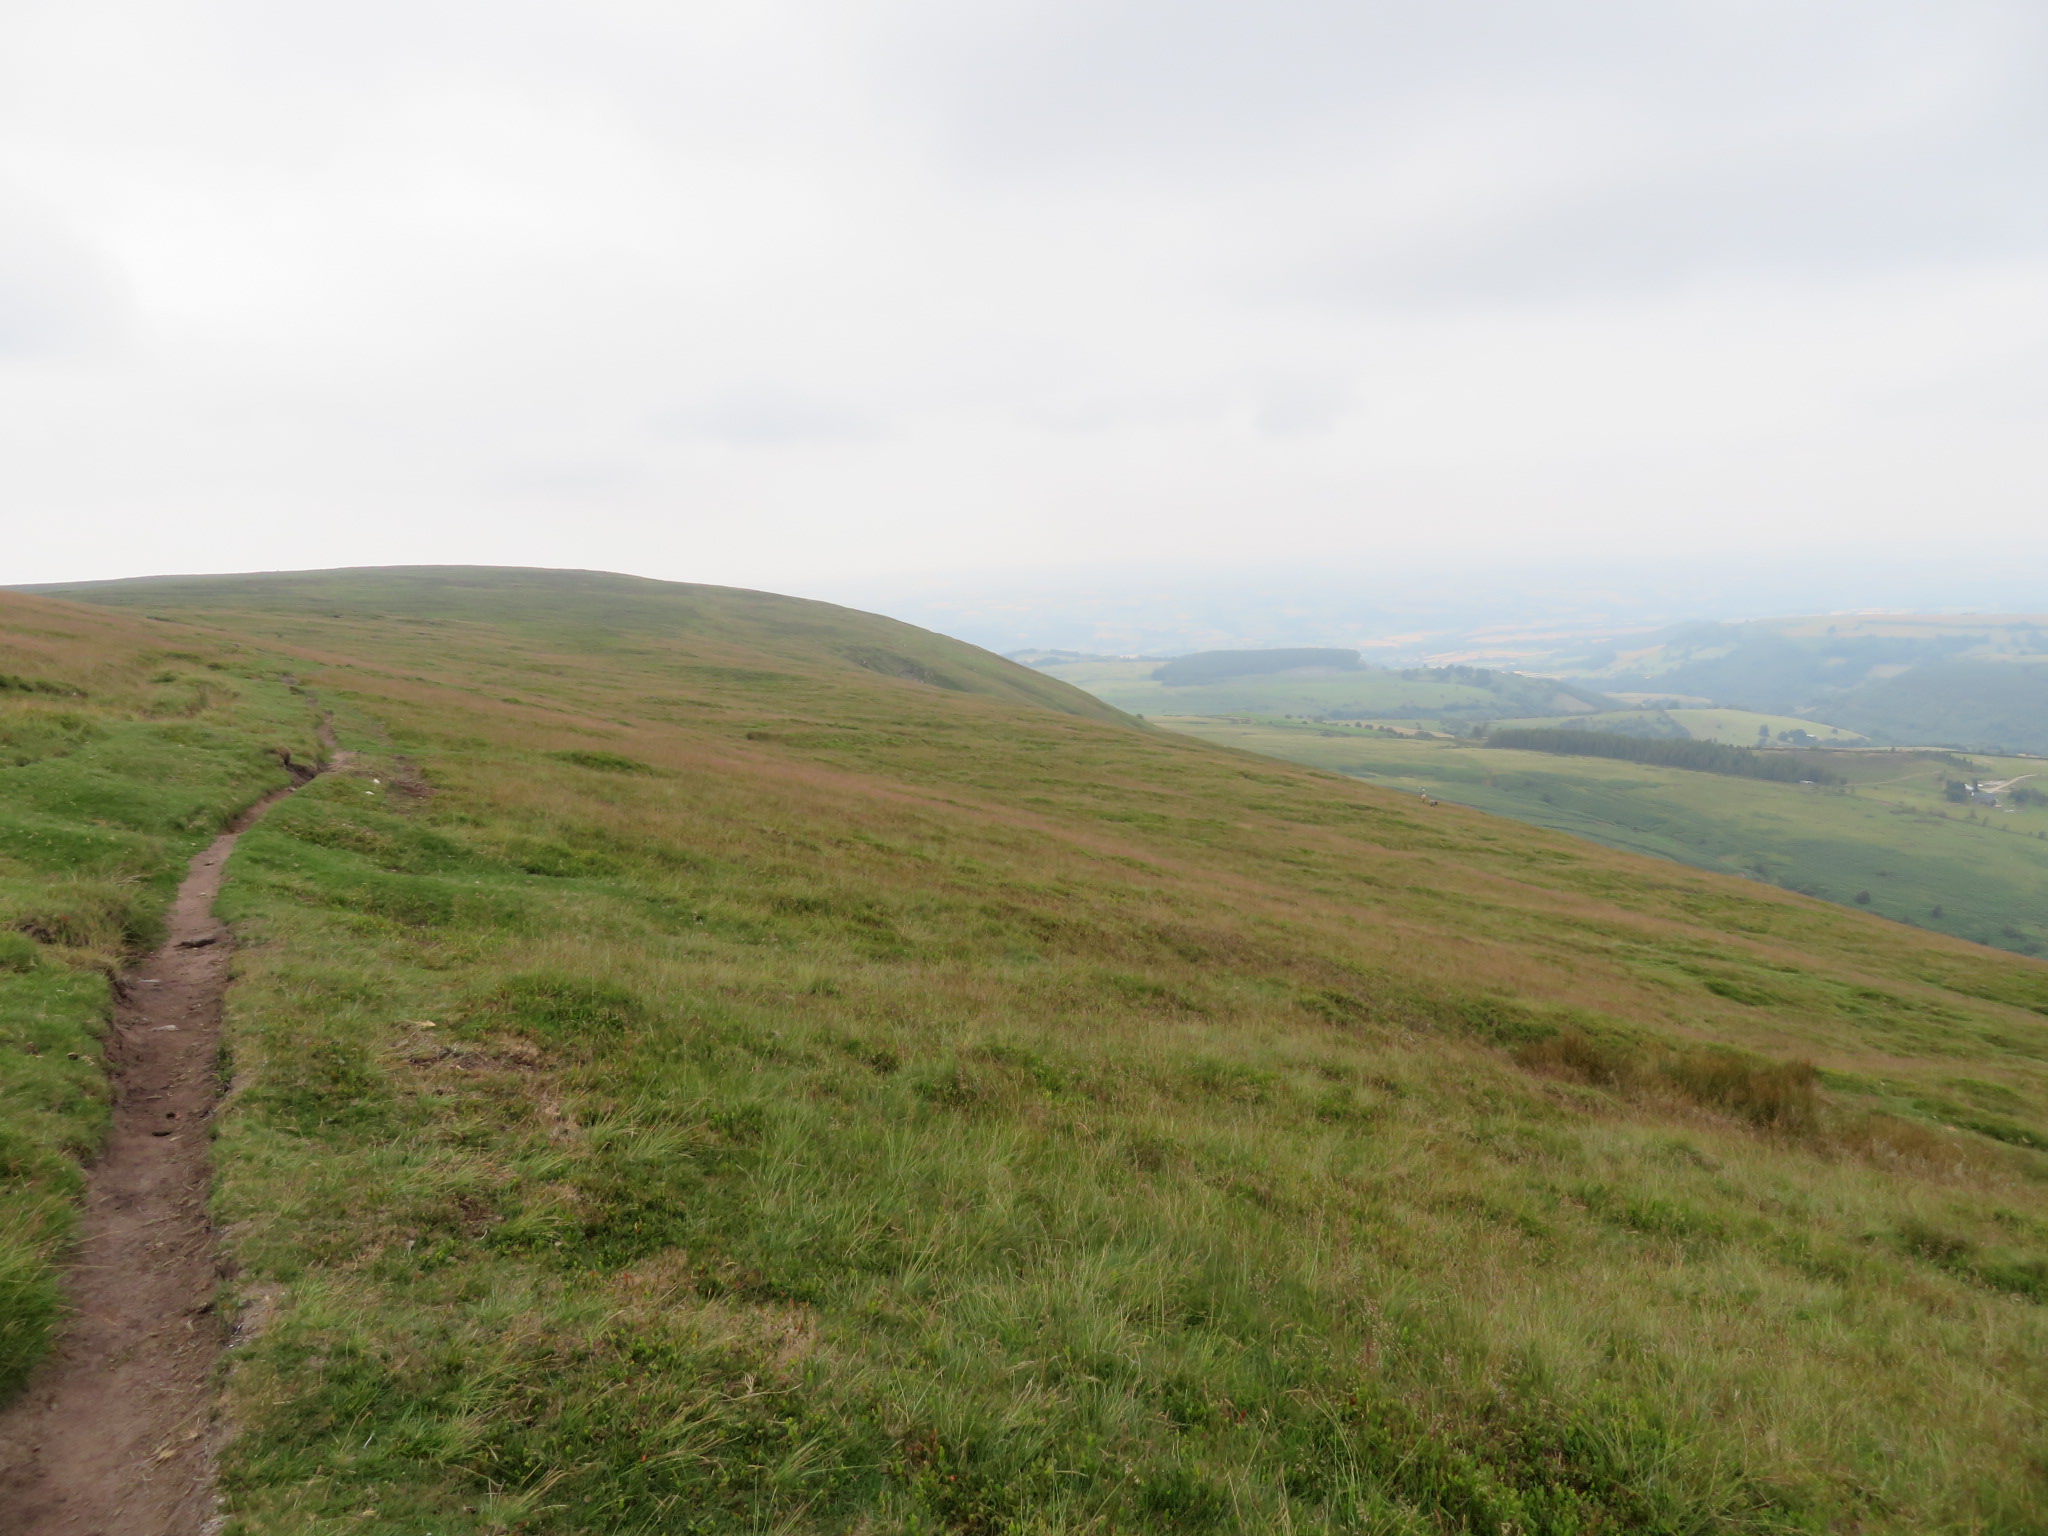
[0,599,309,1392]
[12,568,2048,1532]
[20,565,1129,729]
[1161,716,2048,957]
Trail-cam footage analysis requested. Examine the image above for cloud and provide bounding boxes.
[0,201,127,356]
[657,387,882,446]
[0,0,2043,591]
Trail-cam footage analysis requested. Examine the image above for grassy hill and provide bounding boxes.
[1163,716,2048,958]
[16,566,1128,729]
[6,569,2048,1532]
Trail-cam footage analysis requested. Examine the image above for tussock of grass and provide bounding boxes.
[549,750,662,776]
[1518,1030,1821,1133]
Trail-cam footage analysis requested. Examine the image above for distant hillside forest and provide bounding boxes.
[1486,727,1843,784]
[1566,619,2048,753]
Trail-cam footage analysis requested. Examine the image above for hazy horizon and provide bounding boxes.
[15,548,2048,664]
[4,1,2046,594]
[809,550,2048,658]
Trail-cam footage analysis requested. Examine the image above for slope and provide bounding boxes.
[3,571,2048,1533]
[1161,716,2048,957]
[1527,613,2048,752]
[17,565,1128,728]
[1819,657,2048,751]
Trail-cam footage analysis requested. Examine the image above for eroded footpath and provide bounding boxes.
[0,782,306,1536]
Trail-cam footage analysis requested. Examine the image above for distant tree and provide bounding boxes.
[1854,891,1872,905]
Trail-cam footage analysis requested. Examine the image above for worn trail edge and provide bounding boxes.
[0,773,316,1536]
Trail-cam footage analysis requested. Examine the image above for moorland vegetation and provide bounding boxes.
[5,568,2048,1533]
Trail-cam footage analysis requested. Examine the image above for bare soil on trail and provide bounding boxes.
[0,783,308,1536]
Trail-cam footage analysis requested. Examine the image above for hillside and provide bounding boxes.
[6,568,2048,1533]
[1034,655,1613,723]
[16,566,1128,729]
[1161,716,2048,958]
[1525,614,2048,752]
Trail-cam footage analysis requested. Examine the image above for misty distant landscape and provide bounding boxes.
[1025,609,2048,754]
[1013,608,2048,959]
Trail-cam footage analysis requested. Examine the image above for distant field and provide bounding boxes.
[1036,659,1599,720]
[1040,661,1874,750]
[1161,716,2048,956]
[1485,708,1866,745]
[1664,707,1865,744]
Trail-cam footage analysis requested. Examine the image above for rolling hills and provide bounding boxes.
[1030,614,2048,754]
[1033,637,2043,953]
[1514,613,2048,754]
[5,568,2048,1533]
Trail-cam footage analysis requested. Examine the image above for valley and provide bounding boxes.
[1160,718,2048,959]
[1039,637,2048,958]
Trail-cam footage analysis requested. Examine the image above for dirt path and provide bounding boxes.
[0,772,319,1536]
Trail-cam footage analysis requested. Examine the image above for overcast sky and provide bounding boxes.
[3,0,2045,595]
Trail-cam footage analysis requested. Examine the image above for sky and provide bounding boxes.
[2,0,2046,607]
